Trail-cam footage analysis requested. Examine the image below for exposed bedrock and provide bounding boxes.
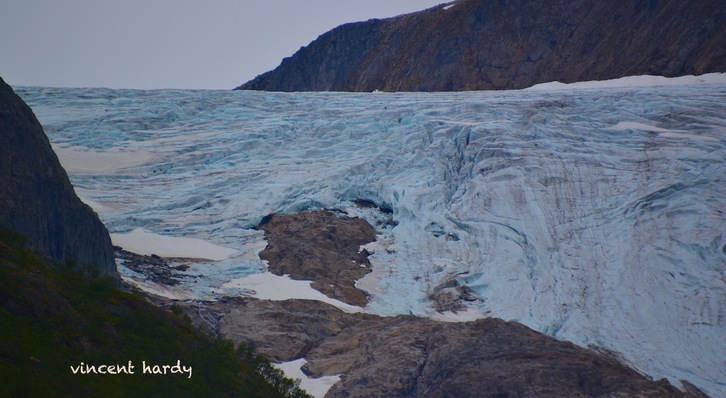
[257,210,377,307]
[185,297,707,398]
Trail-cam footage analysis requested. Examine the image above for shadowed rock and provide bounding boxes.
[0,77,116,278]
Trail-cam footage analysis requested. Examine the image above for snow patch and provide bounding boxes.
[222,272,363,314]
[527,73,726,90]
[52,144,154,174]
[274,358,341,398]
[110,228,237,261]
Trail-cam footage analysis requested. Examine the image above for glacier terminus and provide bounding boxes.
[17,81,726,396]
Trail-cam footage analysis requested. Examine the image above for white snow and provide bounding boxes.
[274,358,341,398]
[17,76,726,397]
[222,272,363,313]
[527,72,726,90]
[51,144,155,174]
[110,228,237,261]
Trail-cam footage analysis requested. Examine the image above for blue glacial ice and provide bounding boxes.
[17,83,726,396]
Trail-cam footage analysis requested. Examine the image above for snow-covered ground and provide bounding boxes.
[527,73,726,90]
[110,227,237,260]
[17,75,726,396]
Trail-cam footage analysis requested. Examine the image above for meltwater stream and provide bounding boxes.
[18,84,726,395]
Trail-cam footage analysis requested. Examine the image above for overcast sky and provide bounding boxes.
[0,0,447,90]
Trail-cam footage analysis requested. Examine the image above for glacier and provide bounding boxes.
[17,83,726,396]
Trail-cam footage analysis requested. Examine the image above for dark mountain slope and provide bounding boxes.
[0,230,310,397]
[0,77,116,277]
[237,0,726,92]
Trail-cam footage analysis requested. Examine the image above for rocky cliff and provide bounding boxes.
[0,77,116,277]
[236,0,726,91]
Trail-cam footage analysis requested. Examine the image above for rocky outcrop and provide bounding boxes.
[0,77,116,277]
[258,210,377,307]
[429,278,480,313]
[196,297,374,361]
[115,246,190,285]
[237,0,726,92]
[185,297,707,398]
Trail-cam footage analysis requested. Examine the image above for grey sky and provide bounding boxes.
[1,0,447,90]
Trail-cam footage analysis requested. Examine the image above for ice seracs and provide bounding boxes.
[222,272,363,314]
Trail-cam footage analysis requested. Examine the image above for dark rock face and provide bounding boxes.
[188,297,707,398]
[258,210,377,307]
[0,77,116,277]
[237,0,726,92]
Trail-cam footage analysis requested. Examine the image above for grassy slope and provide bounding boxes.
[0,229,310,398]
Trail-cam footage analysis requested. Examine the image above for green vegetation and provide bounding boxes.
[0,228,312,398]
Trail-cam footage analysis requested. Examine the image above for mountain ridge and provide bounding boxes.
[236,0,726,92]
